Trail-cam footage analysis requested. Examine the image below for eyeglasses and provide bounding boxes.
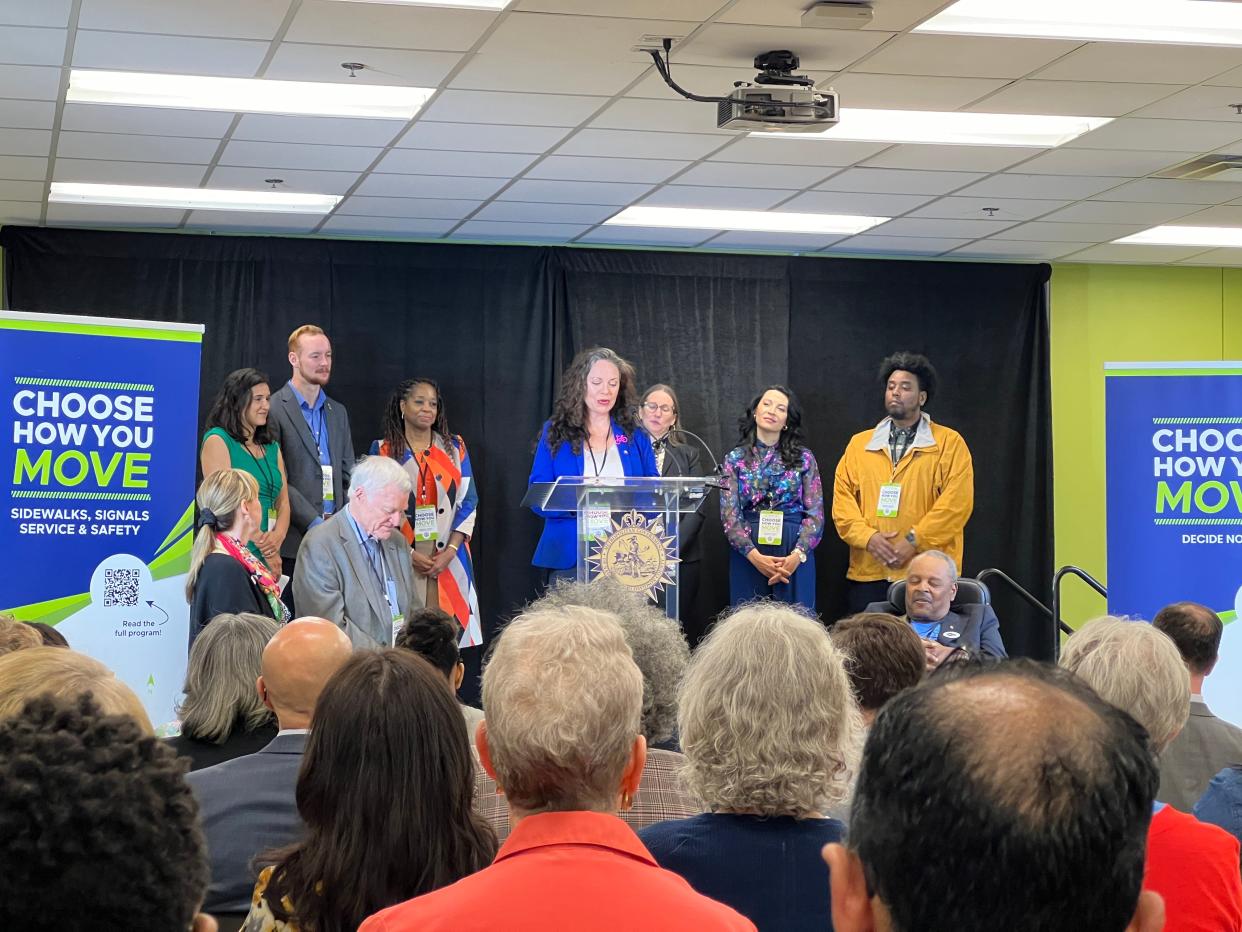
[643,402,675,414]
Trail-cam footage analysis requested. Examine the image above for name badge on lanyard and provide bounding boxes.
[384,575,403,646]
[266,507,278,530]
[584,505,612,541]
[321,465,334,503]
[757,510,784,546]
[413,505,438,541]
[877,483,901,518]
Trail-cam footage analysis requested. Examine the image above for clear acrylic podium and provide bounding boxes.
[522,476,715,621]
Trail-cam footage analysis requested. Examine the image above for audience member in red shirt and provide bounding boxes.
[361,604,754,932]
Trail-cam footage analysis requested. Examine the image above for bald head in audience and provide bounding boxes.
[256,617,352,730]
[824,660,1164,932]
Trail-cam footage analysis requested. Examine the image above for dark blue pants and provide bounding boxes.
[729,514,816,611]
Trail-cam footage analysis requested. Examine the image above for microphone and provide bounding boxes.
[671,426,727,489]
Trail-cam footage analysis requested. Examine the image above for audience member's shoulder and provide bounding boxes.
[1153,805,1241,853]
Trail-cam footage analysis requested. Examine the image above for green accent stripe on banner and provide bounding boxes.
[149,530,193,581]
[154,503,195,557]
[13,376,155,391]
[1222,611,1237,625]
[11,490,152,500]
[1106,368,1242,377]
[1,592,91,625]
[1154,518,1242,525]
[1152,417,1242,424]
[0,318,202,343]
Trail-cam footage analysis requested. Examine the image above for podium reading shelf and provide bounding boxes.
[521,476,715,620]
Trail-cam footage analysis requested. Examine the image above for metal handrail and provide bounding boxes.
[1051,565,1108,659]
[974,568,1072,663]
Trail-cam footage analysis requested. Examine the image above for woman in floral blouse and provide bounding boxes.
[720,385,824,610]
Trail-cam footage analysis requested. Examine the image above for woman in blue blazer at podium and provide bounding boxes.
[528,346,658,585]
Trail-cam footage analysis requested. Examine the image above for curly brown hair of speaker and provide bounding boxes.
[545,346,641,455]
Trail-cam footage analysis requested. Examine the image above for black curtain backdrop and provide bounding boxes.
[1,225,1053,669]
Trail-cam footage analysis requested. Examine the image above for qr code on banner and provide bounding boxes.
[103,568,141,608]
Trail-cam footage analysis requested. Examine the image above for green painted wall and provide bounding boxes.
[1050,263,1242,625]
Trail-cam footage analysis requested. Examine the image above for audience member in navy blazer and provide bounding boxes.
[527,346,657,582]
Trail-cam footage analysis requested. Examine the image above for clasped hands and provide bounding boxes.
[412,548,454,579]
[867,530,916,569]
[747,548,801,586]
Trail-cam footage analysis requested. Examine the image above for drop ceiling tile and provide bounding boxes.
[286,0,495,51]
[676,161,833,189]
[867,216,1019,238]
[183,211,321,232]
[1037,44,1242,85]
[377,148,539,176]
[72,31,269,76]
[498,178,655,205]
[1169,204,1242,225]
[398,122,570,154]
[677,23,892,71]
[474,200,617,223]
[515,0,723,17]
[205,167,360,196]
[0,155,49,180]
[58,131,220,163]
[0,128,51,157]
[863,145,1043,173]
[60,103,235,138]
[264,44,463,88]
[1017,148,1198,177]
[355,173,508,199]
[639,185,793,209]
[954,174,1129,200]
[234,114,403,148]
[855,34,1080,79]
[716,0,946,31]
[0,200,41,222]
[1177,247,1242,266]
[965,80,1183,117]
[829,234,971,254]
[421,89,605,127]
[0,99,54,129]
[0,26,65,66]
[711,136,889,168]
[454,219,590,241]
[1091,178,1242,205]
[450,13,680,94]
[78,0,289,39]
[990,221,1146,242]
[220,140,381,172]
[44,203,185,226]
[0,64,62,100]
[528,155,688,184]
[1129,85,1242,121]
[625,62,835,105]
[1068,118,1242,152]
[828,73,1008,110]
[704,230,848,251]
[950,240,1093,260]
[817,167,985,195]
[319,215,455,236]
[909,196,1066,222]
[577,225,718,246]
[1042,202,1202,225]
[337,196,481,220]
[555,129,729,161]
[594,97,733,135]
[0,0,72,27]
[0,179,43,200]
[53,157,207,185]
[780,189,934,215]
[1067,243,1211,263]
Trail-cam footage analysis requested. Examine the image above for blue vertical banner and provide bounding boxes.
[1106,361,1242,722]
[0,310,203,730]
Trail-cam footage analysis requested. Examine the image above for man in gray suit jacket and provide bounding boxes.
[294,455,421,650]
[1154,601,1242,811]
[187,618,352,914]
[268,325,356,597]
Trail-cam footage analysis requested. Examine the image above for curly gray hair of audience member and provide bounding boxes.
[1059,615,1189,755]
[348,454,414,500]
[531,579,689,745]
[176,612,280,744]
[483,605,642,813]
[679,601,864,818]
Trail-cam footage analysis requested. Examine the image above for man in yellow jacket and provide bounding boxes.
[832,352,974,613]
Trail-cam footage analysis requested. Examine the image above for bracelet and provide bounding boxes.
[448,543,459,553]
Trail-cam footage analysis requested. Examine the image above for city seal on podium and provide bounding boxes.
[588,509,679,602]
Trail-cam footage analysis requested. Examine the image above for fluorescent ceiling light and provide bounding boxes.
[67,70,434,120]
[917,0,1242,47]
[49,182,342,214]
[328,0,510,7]
[1114,226,1242,248]
[756,108,1110,147]
[604,206,887,235]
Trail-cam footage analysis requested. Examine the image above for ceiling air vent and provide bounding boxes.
[1155,154,1242,181]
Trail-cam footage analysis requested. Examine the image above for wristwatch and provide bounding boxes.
[905,530,917,548]
[793,547,807,564]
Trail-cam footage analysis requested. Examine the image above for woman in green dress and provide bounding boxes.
[201,368,290,576]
